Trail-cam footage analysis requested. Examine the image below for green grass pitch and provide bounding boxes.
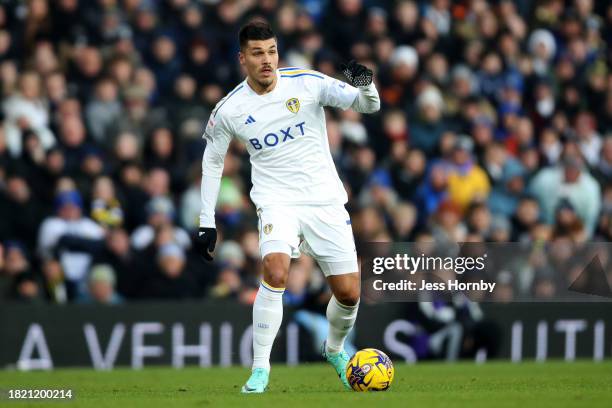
[1,361,611,407]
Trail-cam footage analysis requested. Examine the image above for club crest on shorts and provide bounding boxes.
[285,98,300,114]
[263,223,273,234]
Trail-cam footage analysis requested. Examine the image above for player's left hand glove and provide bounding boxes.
[340,60,373,87]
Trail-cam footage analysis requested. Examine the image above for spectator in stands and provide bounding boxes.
[430,200,467,244]
[592,135,612,185]
[0,241,30,297]
[111,84,165,139]
[444,136,490,212]
[466,202,492,238]
[40,257,67,304]
[115,161,148,230]
[36,146,66,202]
[209,264,242,300]
[0,172,45,251]
[2,71,55,157]
[76,146,106,199]
[389,145,426,202]
[390,202,417,241]
[529,154,601,237]
[415,163,449,221]
[0,240,43,303]
[9,271,43,303]
[70,47,104,101]
[85,77,122,145]
[179,163,203,232]
[148,34,182,99]
[143,127,185,193]
[90,176,124,229]
[132,196,190,251]
[57,115,90,175]
[37,189,105,299]
[359,168,398,213]
[409,86,447,155]
[551,199,587,243]
[81,264,122,305]
[383,45,419,108]
[353,206,387,244]
[143,167,171,199]
[137,243,202,299]
[487,147,526,217]
[575,111,602,166]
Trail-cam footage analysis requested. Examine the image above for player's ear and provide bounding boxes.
[238,50,245,66]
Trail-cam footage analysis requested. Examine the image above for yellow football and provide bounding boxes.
[345,348,394,391]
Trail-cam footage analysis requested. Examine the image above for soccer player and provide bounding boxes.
[194,20,380,393]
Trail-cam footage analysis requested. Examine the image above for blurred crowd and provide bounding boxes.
[0,0,611,305]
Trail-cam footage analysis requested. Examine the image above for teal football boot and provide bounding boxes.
[322,342,351,390]
[241,368,269,394]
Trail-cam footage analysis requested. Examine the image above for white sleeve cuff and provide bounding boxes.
[351,82,380,114]
[199,174,221,228]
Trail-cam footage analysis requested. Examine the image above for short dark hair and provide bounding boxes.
[239,20,275,49]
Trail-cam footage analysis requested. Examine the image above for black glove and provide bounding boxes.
[194,227,217,262]
[340,60,373,87]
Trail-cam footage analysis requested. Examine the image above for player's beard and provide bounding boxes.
[253,75,274,91]
[253,77,274,89]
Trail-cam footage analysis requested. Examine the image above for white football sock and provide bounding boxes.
[252,281,285,371]
[325,295,359,354]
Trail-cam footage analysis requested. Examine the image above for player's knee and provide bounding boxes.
[262,254,289,288]
[334,286,360,307]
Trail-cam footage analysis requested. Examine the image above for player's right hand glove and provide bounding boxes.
[340,60,373,87]
[194,227,217,262]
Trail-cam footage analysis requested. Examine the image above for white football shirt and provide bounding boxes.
[202,68,359,211]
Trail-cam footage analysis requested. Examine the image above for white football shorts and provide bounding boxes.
[257,204,358,276]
